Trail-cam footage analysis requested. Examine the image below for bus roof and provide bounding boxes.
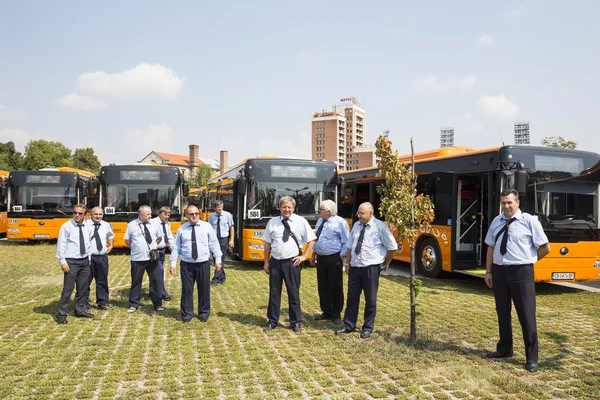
[39,167,96,178]
[209,157,336,183]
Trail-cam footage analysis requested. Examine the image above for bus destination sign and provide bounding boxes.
[25,175,61,184]
[119,171,161,181]
[271,166,317,179]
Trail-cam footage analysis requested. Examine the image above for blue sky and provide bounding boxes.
[1,1,599,167]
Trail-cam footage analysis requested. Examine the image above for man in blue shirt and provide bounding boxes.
[151,206,174,301]
[170,205,222,323]
[124,205,163,313]
[207,200,234,285]
[55,204,93,324]
[336,202,398,339]
[86,207,115,310]
[310,200,350,325]
[263,196,316,333]
[484,189,550,373]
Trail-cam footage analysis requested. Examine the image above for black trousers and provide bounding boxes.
[316,253,344,318]
[156,248,169,297]
[57,257,91,319]
[129,260,161,309]
[491,263,538,363]
[89,254,109,306]
[267,257,302,326]
[343,264,380,331]
[180,260,211,321]
[212,236,228,283]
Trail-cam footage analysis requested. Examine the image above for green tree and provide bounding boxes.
[72,147,101,174]
[192,164,214,187]
[0,141,23,171]
[22,140,72,170]
[541,136,577,149]
[375,135,435,341]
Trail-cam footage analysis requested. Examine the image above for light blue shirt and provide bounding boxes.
[263,214,317,260]
[484,209,548,265]
[151,216,174,249]
[86,219,115,256]
[56,219,91,265]
[313,215,350,256]
[170,221,222,264]
[208,210,234,238]
[346,217,398,267]
[124,218,163,262]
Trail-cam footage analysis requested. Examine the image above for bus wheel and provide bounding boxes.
[417,238,441,278]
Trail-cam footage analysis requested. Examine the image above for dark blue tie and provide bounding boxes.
[355,224,366,255]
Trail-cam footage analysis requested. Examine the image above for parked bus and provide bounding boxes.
[206,158,340,261]
[96,164,189,248]
[0,171,8,237]
[339,145,600,282]
[6,168,95,241]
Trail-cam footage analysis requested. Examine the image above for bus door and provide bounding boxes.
[353,181,382,224]
[455,176,487,270]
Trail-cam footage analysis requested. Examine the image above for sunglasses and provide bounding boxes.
[188,213,200,216]
[73,211,84,215]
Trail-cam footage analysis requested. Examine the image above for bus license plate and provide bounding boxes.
[33,234,50,239]
[551,272,574,280]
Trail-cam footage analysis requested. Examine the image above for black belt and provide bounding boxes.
[317,252,341,258]
[350,263,381,268]
[494,263,533,267]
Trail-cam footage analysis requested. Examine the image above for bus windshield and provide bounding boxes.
[248,181,335,218]
[103,184,181,215]
[8,172,82,215]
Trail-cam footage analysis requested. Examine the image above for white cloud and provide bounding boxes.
[123,123,176,160]
[0,128,32,151]
[76,63,184,100]
[464,112,472,120]
[57,93,108,111]
[478,35,495,45]
[468,123,483,132]
[0,104,26,121]
[414,75,477,92]
[479,95,520,119]
[503,3,528,17]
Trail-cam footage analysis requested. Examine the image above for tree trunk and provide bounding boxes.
[410,137,417,342]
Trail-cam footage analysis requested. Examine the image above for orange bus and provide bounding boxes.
[339,145,600,282]
[96,164,188,248]
[0,171,8,237]
[6,168,95,241]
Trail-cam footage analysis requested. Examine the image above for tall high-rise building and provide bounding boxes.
[514,121,530,144]
[311,97,369,171]
[440,127,454,148]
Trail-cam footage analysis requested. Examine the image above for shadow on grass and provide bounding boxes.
[217,312,266,327]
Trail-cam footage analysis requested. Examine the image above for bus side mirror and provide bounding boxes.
[0,185,6,197]
[87,180,96,197]
[237,176,247,194]
[514,170,528,195]
[182,181,189,197]
[338,176,346,196]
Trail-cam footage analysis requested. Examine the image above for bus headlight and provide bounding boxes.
[594,260,600,268]
[7,228,19,233]
[248,243,264,251]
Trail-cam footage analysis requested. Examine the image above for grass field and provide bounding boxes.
[0,241,598,399]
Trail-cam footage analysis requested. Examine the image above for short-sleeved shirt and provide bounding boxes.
[208,210,234,238]
[263,214,317,260]
[151,216,174,249]
[484,209,548,265]
[124,218,163,262]
[56,219,92,264]
[86,219,115,255]
[345,217,398,267]
[313,215,350,256]
[170,221,222,264]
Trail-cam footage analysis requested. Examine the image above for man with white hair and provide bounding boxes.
[310,199,350,325]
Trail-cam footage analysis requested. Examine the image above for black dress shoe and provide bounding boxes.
[314,313,332,321]
[291,323,302,333]
[484,351,513,359]
[263,323,276,332]
[360,330,372,339]
[96,304,113,310]
[211,281,219,286]
[56,317,67,324]
[198,316,208,322]
[332,317,342,325]
[335,327,355,335]
[163,295,171,301]
[77,311,95,319]
[525,362,539,372]
[182,319,191,323]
